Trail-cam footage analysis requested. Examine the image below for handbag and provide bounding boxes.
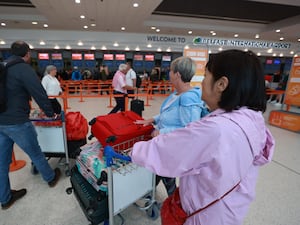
[161,183,240,225]
[160,188,187,225]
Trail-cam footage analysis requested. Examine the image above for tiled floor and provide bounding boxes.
[1,96,300,225]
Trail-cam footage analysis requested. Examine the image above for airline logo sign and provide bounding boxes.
[184,48,208,88]
[193,37,291,49]
[285,56,300,106]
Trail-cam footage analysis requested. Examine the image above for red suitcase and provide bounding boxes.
[89,111,153,151]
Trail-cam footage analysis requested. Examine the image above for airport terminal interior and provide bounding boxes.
[1,97,300,225]
[0,0,300,225]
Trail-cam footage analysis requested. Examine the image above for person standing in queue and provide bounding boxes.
[135,56,209,196]
[131,50,275,225]
[109,64,136,114]
[41,65,62,114]
[0,41,61,210]
[125,61,137,97]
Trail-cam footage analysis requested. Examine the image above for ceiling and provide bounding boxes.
[0,0,299,54]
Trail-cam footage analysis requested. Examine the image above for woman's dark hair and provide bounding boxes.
[11,41,30,57]
[206,49,266,112]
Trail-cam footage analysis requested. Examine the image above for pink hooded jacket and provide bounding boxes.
[132,107,275,225]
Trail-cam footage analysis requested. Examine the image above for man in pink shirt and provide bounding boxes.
[131,50,275,225]
[109,64,135,114]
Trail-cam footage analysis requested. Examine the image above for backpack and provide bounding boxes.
[74,71,80,80]
[0,58,24,113]
[136,75,142,88]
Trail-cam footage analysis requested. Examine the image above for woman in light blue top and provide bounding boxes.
[136,56,208,196]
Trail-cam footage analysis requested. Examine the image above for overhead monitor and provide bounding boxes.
[266,59,273,64]
[134,54,143,61]
[145,54,154,61]
[162,55,171,61]
[72,53,83,60]
[84,53,95,60]
[51,53,62,60]
[38,53,49,60]
[115,54,125,61]
[103,54,114,60]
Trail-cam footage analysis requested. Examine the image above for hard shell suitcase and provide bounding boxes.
[76,141,108,192]
[68,166,108,225]
[130,99,144,116]
[89,111,153,151]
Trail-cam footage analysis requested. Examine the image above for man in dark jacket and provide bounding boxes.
[0,41,61,210]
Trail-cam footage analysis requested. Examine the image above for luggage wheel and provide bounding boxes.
[66,187,73,195]
[87,207,94,216]
[146,202,159,220]
[65,168,70,176]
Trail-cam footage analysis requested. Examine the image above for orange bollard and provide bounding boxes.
[107,86,113,108]
[125,95,129,111]
[79,82,84,102]
[9,150,26,172]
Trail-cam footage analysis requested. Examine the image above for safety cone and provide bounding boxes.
[9,150,26,172]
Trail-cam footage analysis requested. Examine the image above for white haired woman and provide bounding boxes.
[41,65,62,114]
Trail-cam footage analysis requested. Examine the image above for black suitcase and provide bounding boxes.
[130,99,144,116]
[68,166,109,225]
[67,138,87,159]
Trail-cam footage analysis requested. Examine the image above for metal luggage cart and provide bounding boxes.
[103,136,159,225]
[30,111,70,176]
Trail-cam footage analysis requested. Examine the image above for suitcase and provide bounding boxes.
[69,166,109,225]
[89,111,153,151]
[67,138,87,159]
[76,141,108,192]
[130,99,144,116]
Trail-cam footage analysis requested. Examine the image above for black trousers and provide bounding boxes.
[109,91,126,114]
[49,98,62,114]
[127,89,134,99]
[156,175,176,196]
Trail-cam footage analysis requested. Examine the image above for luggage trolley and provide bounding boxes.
[103,136,160,225]
[67,135,160,225]
[30,111,70,176]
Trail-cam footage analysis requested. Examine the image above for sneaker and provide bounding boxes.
[274,102,282,107]
[48,168,61,187]
[1,189,27,210]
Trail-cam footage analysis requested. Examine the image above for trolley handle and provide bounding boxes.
[104,145,131,167]
[30,111,64,122]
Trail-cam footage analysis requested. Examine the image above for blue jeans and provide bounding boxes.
[0,122,55,204]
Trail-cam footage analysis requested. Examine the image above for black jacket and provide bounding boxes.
[0,56,54,125]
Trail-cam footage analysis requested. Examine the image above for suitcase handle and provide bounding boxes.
[104,145,131,167]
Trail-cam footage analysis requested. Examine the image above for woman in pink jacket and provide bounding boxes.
[131,49,275,225]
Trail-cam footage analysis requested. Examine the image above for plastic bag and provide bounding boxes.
[161,187,187,225]
[66,111,88,140]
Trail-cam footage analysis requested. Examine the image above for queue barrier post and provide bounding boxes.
[125,95,129,111]
[108,86,113,108]
[10,150,26,172]
[79,82,84,102]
